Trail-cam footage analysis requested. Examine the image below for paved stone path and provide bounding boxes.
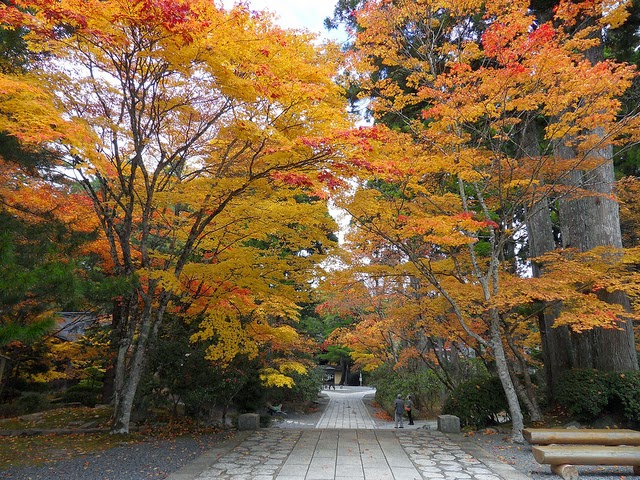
[314,389,376,429]
[167,386,532,480]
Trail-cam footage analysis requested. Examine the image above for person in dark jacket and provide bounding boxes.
[394,394,405,428]
[405,394,414,425]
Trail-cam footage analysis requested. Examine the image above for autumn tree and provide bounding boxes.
[331,0,640,441]
[513,0,640,399]
[0,0,350,433]
[0,5,115,398]
[320,256,488,393]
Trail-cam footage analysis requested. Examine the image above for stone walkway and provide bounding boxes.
[314,388,376,429]
[167,386,533,480]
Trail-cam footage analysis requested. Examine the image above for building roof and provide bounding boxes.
[54,312,109,342]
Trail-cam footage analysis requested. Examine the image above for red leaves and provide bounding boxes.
[349,158,373,170]
[318,170,346,189]
[271,171,314,187]
[299,136,326,149]
[482,16,556,67]
[145,0,193,28]
[453,212,498,230]
[528,23,555,46]
[42,4,88,29]
[484,220,499,229]
[271,170,345,190]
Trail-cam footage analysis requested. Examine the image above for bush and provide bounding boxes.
[0,402,19,418]
[265,368,323,409]
[555,369,610,420]
[259,414,272,427]
[608,371,640,423]
[181,386,218,418]
[442,376,509,429]
[368,364,442,417]
[234,368,265,413]
[61,384,101,407]
[15,392,50,414]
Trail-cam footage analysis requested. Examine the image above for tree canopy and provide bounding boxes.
[0,0,352,433]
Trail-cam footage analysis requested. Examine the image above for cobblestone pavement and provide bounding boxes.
[167,387,532,480]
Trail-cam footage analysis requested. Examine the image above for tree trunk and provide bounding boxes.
[505,327,543,421]
[111,317,150,434]
[518,112,576,399]
[490,310,525,443]
[527,200,577,396]
[507,357,543,422]
[339,356,349,386]
[110,287,163,434]
[557,146,637,372]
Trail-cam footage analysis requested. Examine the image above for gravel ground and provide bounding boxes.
[0,431,233,480]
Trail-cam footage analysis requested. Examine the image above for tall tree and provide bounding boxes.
[0,0,349,433]
[333,0,639,441]
[331,0,640,399]
[525,0,639,391]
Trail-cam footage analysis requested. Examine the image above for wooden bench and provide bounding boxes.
[523,428,640,480]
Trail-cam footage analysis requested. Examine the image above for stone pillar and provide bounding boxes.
[238,413,260,431]
[437,415,461,433]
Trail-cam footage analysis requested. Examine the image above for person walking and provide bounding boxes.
[394,394,405,428]
[405,394,414,425]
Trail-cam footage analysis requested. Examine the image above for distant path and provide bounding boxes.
[273,386,436,430]
[315,387,377,429]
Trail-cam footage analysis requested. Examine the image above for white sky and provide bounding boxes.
[222,0,346,43]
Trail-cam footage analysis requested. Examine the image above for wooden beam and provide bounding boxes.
[550,464,578,480]
[524,428,640,446]
[532,445,640,466]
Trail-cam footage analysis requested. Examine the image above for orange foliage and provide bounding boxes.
[324,0,639,384]
[0,0,352,408]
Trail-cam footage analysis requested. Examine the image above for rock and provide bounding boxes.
[564,421,582,429]
[591,415,617,429]
[437,415,461,433]
[238,413,260,431]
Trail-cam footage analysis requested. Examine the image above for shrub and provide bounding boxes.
[442,376,509,428]
[265,368,323,409]
[234,368,265,413]
[555,369,609,420]
[259,414,272,428]
[15,392,50,414]
[608,371,640,423]
[0,402,19,418]
[368,364,442,417]
[61,384,101,407]
[181,386,218,418]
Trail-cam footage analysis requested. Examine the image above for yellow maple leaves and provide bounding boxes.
[322,0,640,393]
[0,0,355,402]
